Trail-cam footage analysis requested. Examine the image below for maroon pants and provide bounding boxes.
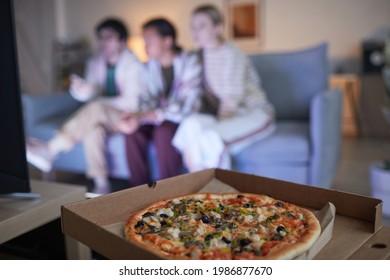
[125,121,182,186]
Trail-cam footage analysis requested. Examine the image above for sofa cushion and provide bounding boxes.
[106,133,130,179]
[249,43,328,120]
[22,93,81,127]
[235,163,308,185]
[28,114,69,140]
[53,143,87,173]
[234,121,310,164]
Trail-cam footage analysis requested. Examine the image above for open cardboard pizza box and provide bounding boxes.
[61,169,390,259]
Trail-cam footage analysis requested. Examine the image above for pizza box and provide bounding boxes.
[61,168,389,259]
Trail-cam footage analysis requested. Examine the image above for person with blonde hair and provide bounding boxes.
[172,5,275,172]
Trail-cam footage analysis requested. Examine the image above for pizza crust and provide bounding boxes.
[256,207,321,260]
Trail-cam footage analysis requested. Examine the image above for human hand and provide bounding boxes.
[69,74,93,101]
[139,111,158,122]
[69,74,86,91]
[118,112,140,134]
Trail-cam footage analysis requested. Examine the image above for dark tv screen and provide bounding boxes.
[0,0,31,194]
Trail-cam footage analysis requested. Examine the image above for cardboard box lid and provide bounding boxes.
[61,169,385,259]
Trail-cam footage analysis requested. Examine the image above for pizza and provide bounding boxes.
[124,193,321,260]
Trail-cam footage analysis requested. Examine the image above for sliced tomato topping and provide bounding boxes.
[224,198,241,205]
[201,249,231,260]
[281,218,304,229]
[143,234,175,253]
[261,241,279,255]
[233,250,257,260]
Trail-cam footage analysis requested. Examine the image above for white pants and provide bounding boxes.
[172,109,275,172]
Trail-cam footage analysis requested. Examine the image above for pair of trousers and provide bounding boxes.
[125,121,182,186]
[50,99,122,178]
[172,110,275,172]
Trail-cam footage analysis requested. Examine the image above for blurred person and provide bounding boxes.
[119,18,202,186]
[172,5,275,172]
[26,18,143,194]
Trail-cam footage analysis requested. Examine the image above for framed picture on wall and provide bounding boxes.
[224,0,263,52]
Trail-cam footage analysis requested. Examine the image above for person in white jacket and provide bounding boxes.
[119,18,202,186]
[26,18,143,194]
[172,5,275,172]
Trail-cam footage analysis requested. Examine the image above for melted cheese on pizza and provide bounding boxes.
[129,194,314,259]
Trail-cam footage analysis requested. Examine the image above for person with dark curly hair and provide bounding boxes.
[26,18,143,194]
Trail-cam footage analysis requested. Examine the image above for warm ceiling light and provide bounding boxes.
[128,36,148,62]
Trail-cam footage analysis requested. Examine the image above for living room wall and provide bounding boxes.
[14,0,56,94]
[14,0,390,93]
[61,0,390,73]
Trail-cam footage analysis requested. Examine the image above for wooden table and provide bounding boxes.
[330,74,361,137]
[0,179,91,259]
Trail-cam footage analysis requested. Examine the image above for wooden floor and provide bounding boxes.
[333,137,390,225]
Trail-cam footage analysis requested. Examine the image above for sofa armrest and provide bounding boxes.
[22,93,82,131]
[309,88,343,187]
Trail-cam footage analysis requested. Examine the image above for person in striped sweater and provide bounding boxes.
[172,5,275,172]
